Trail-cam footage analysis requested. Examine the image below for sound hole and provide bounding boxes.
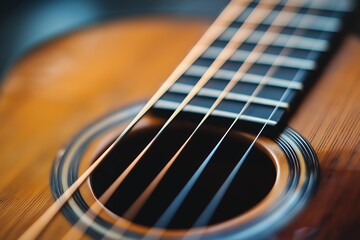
[90,124,276,229]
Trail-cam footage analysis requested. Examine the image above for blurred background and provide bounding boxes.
[0,0,234,80]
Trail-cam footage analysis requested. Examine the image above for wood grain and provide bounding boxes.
[0,16,359,239]
[282,36,360,240]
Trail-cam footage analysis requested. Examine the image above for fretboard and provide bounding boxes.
[151,0,354,130]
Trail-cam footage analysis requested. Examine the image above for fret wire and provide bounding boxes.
[154,99,278,125]
[168,82,289,108]
[203,46,316,70]
[247,0,354,12]
[219,27,329,51]
[185,65,303,90]
[148,2,277,129]
[179,0,344,103]
[186,0,306,122]
[234,8,342,32]
[158,0,302,124]
[148,2,280,124]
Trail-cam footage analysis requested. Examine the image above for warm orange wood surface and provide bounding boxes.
[0,16,359,239]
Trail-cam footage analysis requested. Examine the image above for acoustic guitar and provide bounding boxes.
[0,0,359,239]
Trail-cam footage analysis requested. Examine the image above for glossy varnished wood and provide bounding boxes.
[0,16,359,239]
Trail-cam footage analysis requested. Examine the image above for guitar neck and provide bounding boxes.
[151,0,354,131]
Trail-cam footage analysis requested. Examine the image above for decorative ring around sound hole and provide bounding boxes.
[51,103,318,239]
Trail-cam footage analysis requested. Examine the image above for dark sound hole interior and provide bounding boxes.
[90,123,276,229]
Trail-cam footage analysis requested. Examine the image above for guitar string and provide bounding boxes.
[59,1,273,239]
[142,0,320,239]
[106,0,304,239]
[18,1,244,240]
[66,0,330,238]
[182,1,343,239]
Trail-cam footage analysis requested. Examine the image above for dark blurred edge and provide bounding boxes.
[0,0,230,81]
[0,0,358,83]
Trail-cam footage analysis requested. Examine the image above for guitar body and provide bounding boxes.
[0,15,359,239]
